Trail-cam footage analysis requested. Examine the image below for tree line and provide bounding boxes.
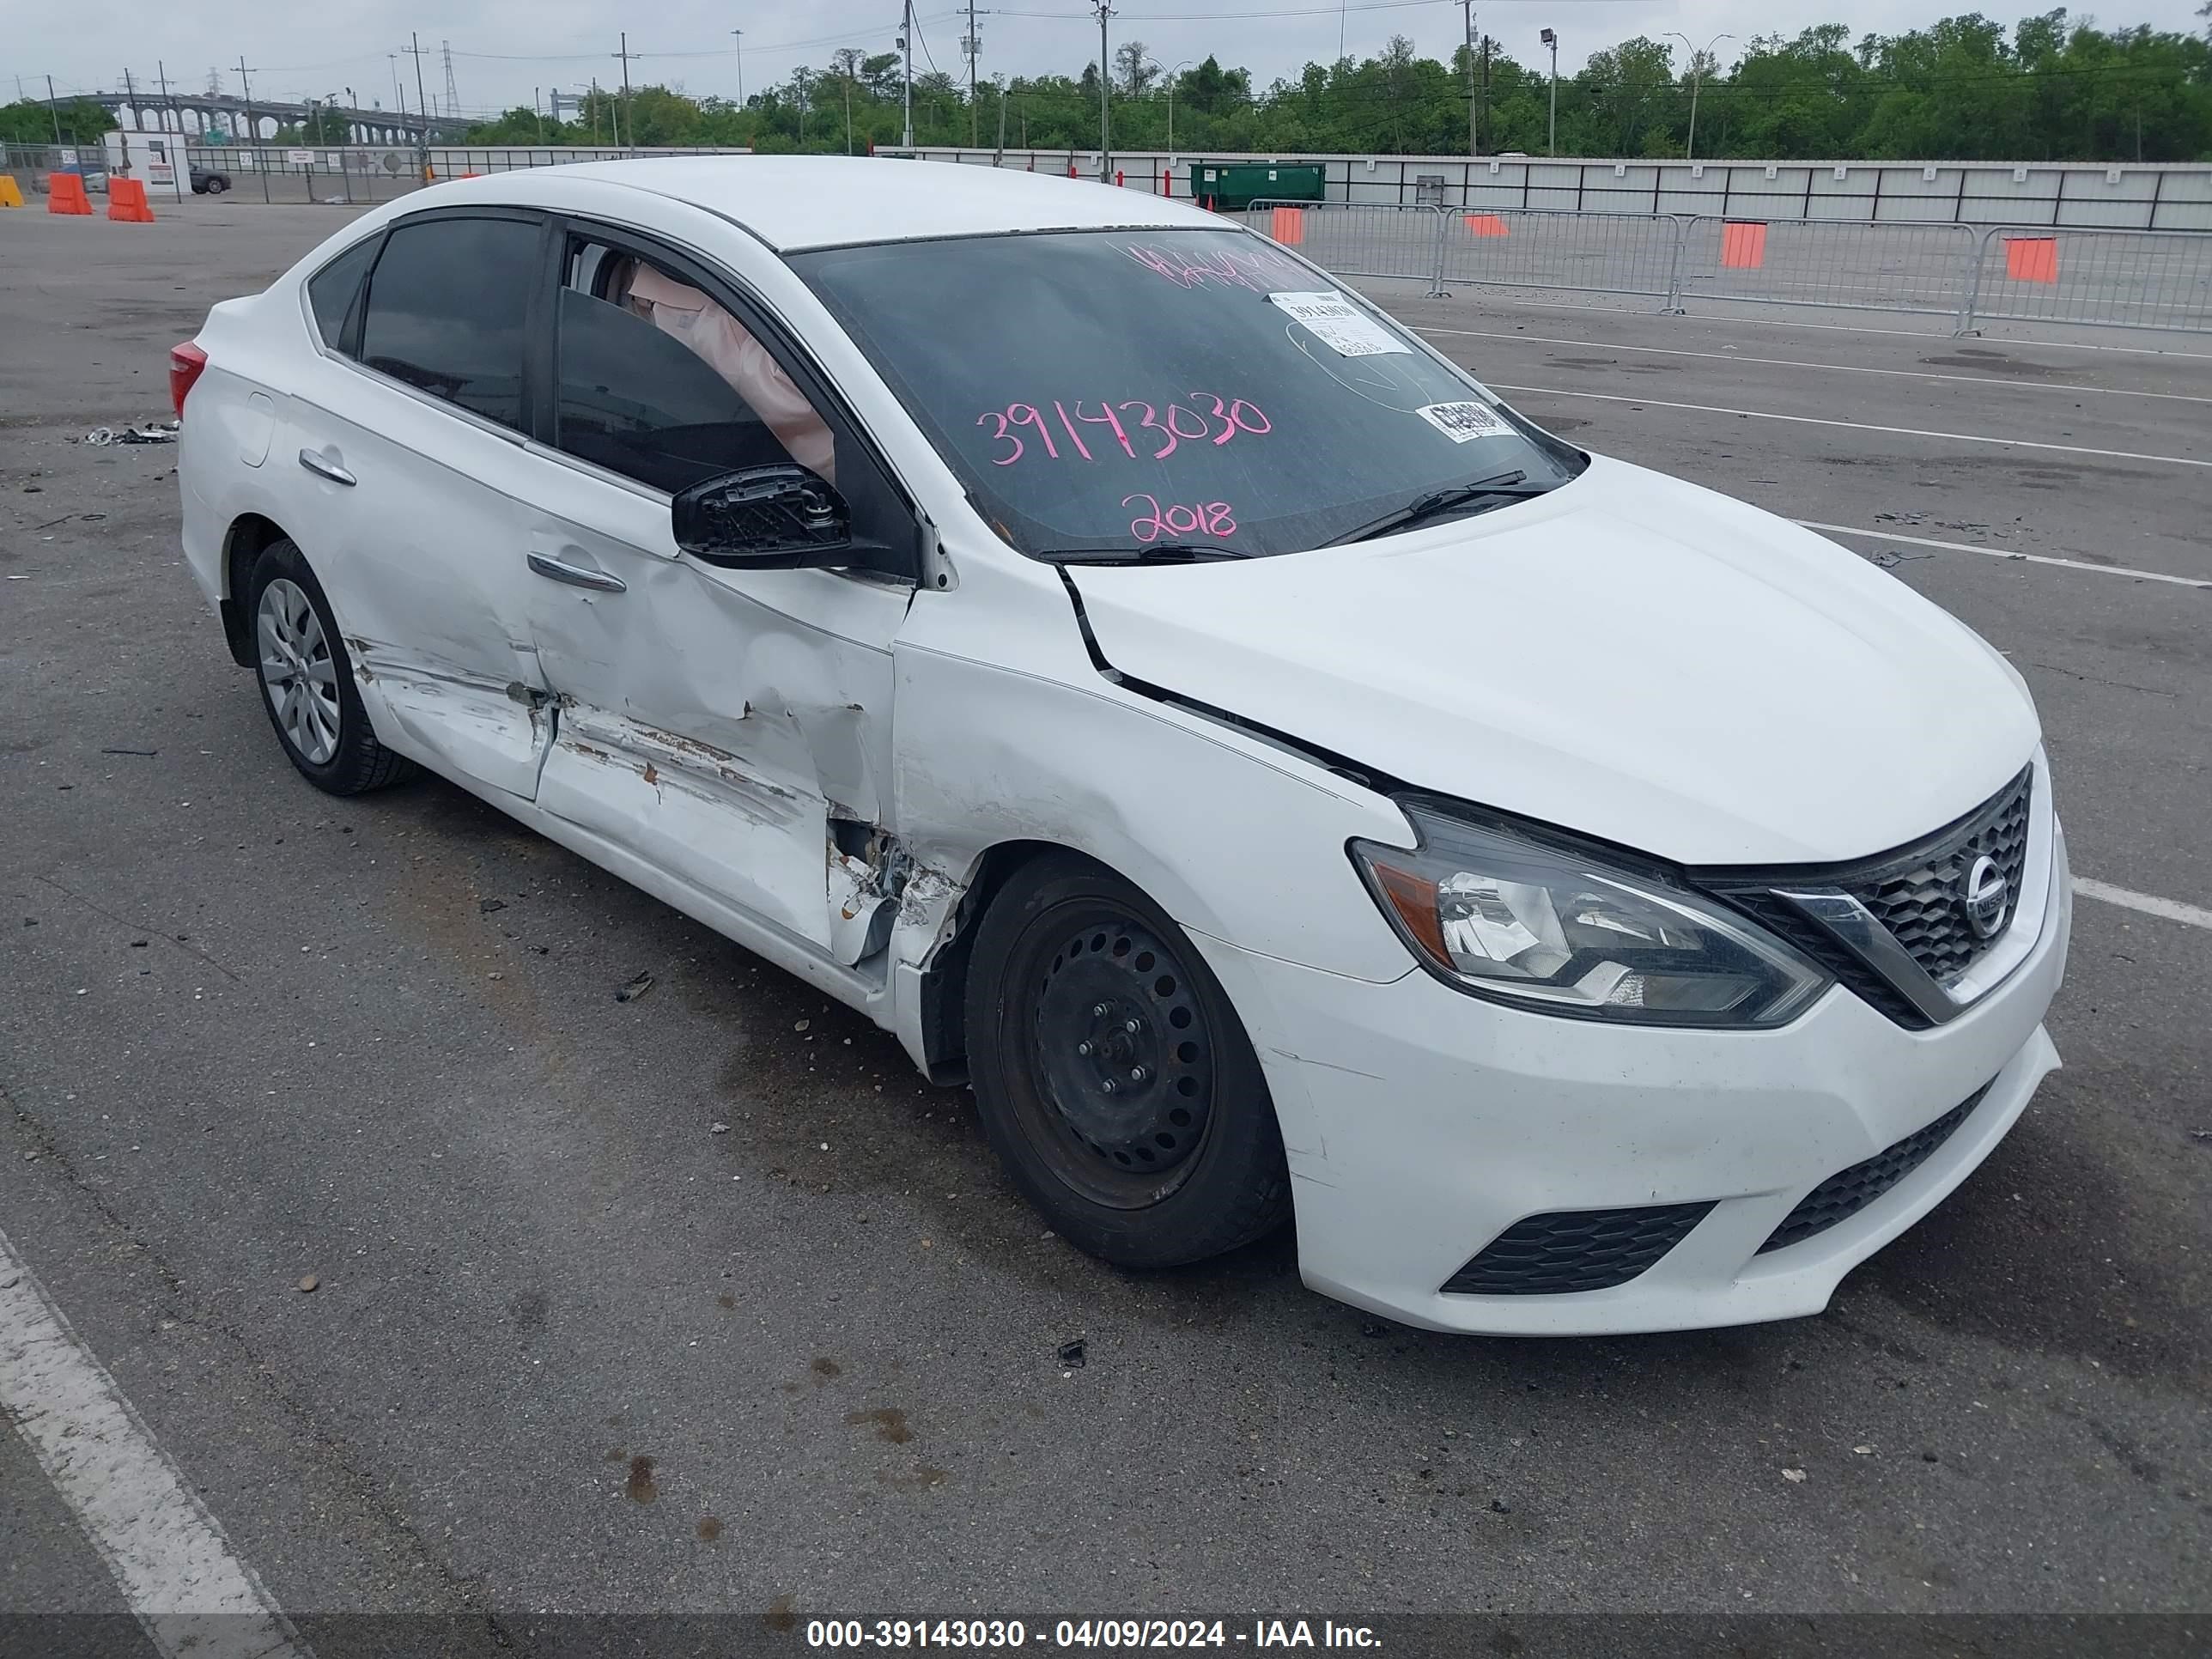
[442,9,2211,164]
[4,9,2203,162]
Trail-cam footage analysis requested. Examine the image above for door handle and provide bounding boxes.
[297,447,356,487]
[527,550,627,593]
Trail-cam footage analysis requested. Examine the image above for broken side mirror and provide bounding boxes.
[672,464,856,569]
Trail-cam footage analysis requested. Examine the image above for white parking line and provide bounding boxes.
[1490,382,2212,469]
[0,1227,312,1659]
[1798,521,2212,590]
[2075,878,2212,931]
[1417,325,2212,404]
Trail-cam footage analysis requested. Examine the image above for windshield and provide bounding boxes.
[792,228,1583,559]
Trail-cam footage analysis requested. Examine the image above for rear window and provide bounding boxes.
[793,228,1579,558]
[305,236,380,349]
[358,216,540,430]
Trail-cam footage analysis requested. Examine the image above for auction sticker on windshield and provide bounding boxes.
[1266,290,1410,357]
[1416,400,1508,442]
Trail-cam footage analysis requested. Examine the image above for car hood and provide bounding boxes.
[1066,456,2040,866]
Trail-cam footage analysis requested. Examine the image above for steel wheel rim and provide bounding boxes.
[1018,903,1218,1211]
[257,578,341,765]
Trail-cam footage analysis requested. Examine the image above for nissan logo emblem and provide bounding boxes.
[1962,855,2010,940]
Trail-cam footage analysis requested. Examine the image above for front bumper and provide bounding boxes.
[1190,823,2071,1336]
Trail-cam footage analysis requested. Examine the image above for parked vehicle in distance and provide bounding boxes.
[172,159,2069,1334]
[190,165,229,194]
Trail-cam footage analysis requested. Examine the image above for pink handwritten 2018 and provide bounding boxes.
[1121,242,1310,293]
[975,395,1269,466]
[1124,495,1237,542]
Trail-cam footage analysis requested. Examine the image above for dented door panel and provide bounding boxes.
[286,361,554,799]
[515,458,905,962]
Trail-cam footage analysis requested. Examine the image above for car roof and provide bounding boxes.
[538,155,1221,252]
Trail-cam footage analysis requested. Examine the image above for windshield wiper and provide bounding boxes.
[1326,470,1553,546]
[1032,542,1252,565]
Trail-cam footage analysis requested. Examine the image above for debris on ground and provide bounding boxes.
[1852,1444,1875,1455]
[615,971,654,1003]
[1782,1468,1808,1483]
[100,747,158,757]
[296,1274,319,1293]
[1058,1339,1086,1369]
[477,897,507,915]
[82,421,179,447]
[709,1121,731,1135]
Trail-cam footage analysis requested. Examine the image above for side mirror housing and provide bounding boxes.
[672,465,855,568]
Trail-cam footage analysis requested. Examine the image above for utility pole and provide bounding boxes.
[1095,0,1114,181]
[46,74,63,144]
[237,57,270,200]
[121,68,137,169]
[963,0,981,148]
[994,75,1006,166]
[409,32,431,178]
[1540,28,1558,156]
[157,60,184,198]
[1462,0,1478,156]
[843,70,854,154]
[616,32,636,155]
[534,88,544,143]
[900,0,915,149]
[730,29,744,105]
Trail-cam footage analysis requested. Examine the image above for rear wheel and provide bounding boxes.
[965,854,1291,1267]
[246,539,412,796]
[204,175,228,195]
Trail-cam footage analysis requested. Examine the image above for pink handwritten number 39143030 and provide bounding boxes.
[975,396,1269,467]
[1123,495,1237,543]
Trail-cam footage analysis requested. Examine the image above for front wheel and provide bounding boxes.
[204,176,228,194]
[964,854,1291,1268]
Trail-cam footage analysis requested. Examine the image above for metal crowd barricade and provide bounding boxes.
[1673,217,1981,329]
[1239,200,1452,296]
[1963,225,2212,336]
[1436,206,1688,308]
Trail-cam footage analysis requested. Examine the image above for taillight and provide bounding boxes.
[169,341,209,420]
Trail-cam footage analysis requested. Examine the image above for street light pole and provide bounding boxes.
[1663,30,1733,161]
[1540,27,1558,156]
[1163,58,1191,153]
[730,28,744,105]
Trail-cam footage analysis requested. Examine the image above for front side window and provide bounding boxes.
[793,228,1582,558]
[552,240,838,495]
[357,216,538,430]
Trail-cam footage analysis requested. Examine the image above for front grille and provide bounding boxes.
[1443,1201,1715,1296]
[1701,764,2036,1030]
[1758,1084,1990,1254]
[1847,769,2033,985]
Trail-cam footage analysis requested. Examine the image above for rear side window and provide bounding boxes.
[305,236,380,350]
[358,216,540,430]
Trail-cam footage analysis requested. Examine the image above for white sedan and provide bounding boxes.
[173,158,2069,1334]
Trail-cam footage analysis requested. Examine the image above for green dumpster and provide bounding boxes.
[1186,161,1324,211]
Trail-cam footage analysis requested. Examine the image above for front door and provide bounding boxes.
[514,222,915,961]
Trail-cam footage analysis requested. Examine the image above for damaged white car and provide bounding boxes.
[176,159,2069,1334]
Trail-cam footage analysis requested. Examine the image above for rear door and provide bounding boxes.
[511,218,919,961]
[286,210,556,799]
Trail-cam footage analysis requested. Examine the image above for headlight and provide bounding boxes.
[1350,802,1830,1028]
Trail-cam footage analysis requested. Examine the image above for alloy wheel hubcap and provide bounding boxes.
[257,578,341,764]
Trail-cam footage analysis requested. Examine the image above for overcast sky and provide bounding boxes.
[13,0,2207,118]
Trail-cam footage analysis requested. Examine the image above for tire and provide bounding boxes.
[204,176,228,194]
[964,853,1291,1268]
[246,539,414,796]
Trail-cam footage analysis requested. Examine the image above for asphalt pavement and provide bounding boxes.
[2,194,2208,1648]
